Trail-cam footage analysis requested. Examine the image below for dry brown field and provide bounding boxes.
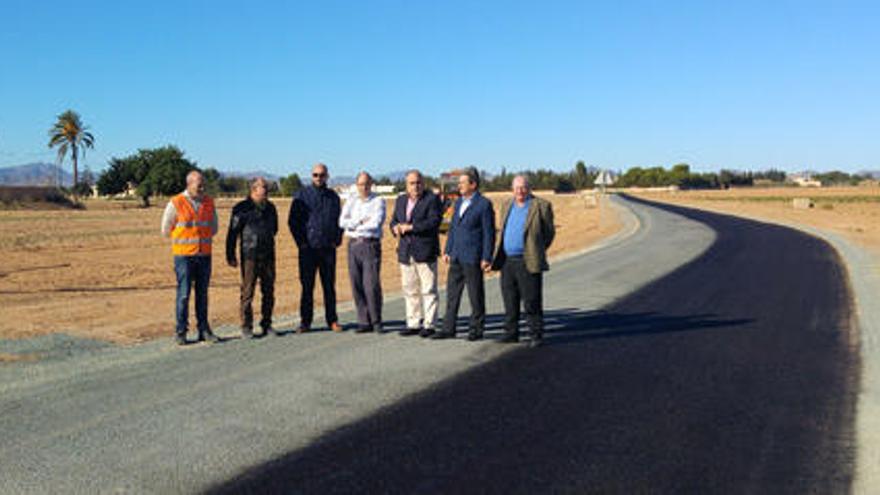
[631,185,880,254]
[0,191,620,343]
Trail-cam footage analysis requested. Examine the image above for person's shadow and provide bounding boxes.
[383,309,752,345]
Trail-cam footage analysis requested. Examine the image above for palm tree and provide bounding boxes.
[48,110,95,197]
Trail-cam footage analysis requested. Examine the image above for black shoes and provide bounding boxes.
[198,330,220,343]
[498,333,520,344]
[262,326,279,337]
[430,331,455,340]
[400,328,420,337]
[419,328,435,338]
[356,325,374,334]
[375,324,388,334]
[175,334,187,346]
[467,331,483,342]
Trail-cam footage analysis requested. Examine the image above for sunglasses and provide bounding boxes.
[313,173,327,178]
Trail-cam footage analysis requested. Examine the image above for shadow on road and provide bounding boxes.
[206,196,857,495]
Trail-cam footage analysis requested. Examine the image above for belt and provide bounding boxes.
[349,237,380,244]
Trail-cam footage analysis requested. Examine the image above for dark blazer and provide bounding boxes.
[492,195,555,274]
[288,185,343,249]
[390,191,442,263]
[226,198,278,263]
[444,191,495,265]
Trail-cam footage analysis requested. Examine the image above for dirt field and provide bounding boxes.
[631,186,880,254]
[0,191,620,343]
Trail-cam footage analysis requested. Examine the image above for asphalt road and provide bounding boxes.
[210,196,859,494]
[0,196,858,494]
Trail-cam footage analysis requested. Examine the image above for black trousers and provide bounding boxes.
[500,256,544,338]
[442,259,485,334]
[298,246,338,328]
[240,257,275,330]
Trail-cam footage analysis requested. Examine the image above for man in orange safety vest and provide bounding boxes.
[161,170,219,345]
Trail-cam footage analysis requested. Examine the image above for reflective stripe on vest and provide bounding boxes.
[170,193,214,256]
[175,221,214,228]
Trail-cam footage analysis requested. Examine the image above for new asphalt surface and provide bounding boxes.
[211,196,859,494]
[0,196,859,494]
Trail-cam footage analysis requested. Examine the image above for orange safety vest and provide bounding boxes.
[170,193,215,256]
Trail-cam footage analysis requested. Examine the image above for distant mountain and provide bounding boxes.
[858,170,880,179]
[328,170,407,186]
[0,162,73,186]
[220,170,281,182]
[377,170,410,182]
[329,175,356,187]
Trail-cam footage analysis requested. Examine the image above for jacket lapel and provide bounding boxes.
[499,199,512,235]
[453,197,463,226]
[525,196,539,233]
[459,192,481,222]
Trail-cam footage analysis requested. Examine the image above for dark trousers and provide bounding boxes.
[348,238,383,328]
[442,259,485,334]
[241,257,276,330]
[298,246,338,328]
[500,256,544,339]
[174,255,211,335]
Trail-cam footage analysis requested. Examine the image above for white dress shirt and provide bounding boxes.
[339,193,386,239]
[459,194,474,218]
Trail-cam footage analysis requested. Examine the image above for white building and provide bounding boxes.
[787,172,821,187]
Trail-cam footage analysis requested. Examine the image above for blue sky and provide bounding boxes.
[1,0,878,177]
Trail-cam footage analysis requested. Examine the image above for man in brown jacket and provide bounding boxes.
[491,175,555,347]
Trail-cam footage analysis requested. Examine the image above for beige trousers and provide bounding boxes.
[400,258,438,329]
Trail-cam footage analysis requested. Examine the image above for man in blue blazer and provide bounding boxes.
[433,168,496,341]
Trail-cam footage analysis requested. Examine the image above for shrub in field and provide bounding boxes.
[0,186,79,209]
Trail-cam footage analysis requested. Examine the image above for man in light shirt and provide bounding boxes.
[339,172,387,333]
[160,170,220,345]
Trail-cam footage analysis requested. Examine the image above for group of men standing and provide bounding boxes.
[162,163,555,349]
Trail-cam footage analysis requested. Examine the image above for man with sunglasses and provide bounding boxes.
[288,163,344,333]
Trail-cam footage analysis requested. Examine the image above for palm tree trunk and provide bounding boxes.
[72,145,79,200]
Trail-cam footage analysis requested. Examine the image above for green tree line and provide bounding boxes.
[94,145,875,207]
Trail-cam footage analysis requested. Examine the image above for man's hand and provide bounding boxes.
[443,254,450,264]
[228,258,238,268]
[480,260,492,272]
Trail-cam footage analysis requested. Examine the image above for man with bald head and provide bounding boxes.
[288,163,344,333]
[390,169,443,336]
[491,175,555,348]
[339,171,386,333]
[161,170,220,345]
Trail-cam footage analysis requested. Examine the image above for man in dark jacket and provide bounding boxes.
[288,163,344,333]
[227,177,279,339]
[434,168,495,341]
[390,170,443,337]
